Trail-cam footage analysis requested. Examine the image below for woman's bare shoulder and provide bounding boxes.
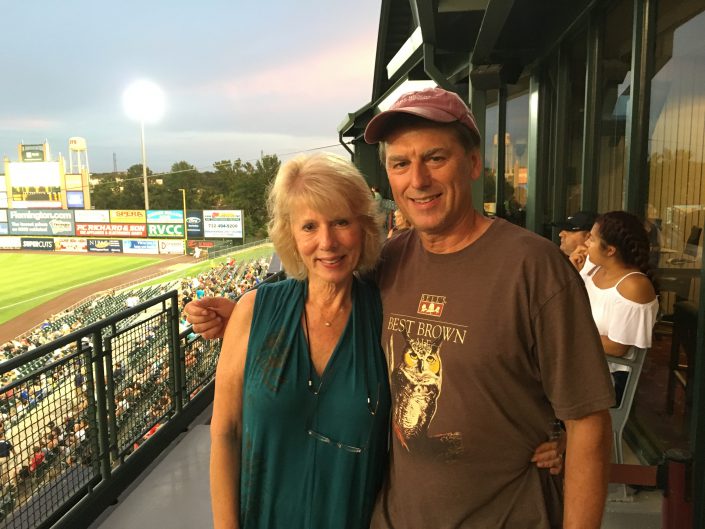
[222,290,258,350]
[616,274,656,304]
[235,289,258,313]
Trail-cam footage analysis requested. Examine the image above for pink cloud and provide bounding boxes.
[0,117,60,130]
[211,37,376,108]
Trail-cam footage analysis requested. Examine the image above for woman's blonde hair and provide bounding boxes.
[267,152,384,280]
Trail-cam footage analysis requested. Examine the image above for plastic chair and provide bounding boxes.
[608,347,648,464]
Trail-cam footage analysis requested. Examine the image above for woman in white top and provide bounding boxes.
[582,211,659,405]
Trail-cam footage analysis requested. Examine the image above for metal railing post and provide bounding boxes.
[168,293,184,414]
[103,325,119,464]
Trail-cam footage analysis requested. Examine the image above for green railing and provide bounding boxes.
[0,271,284,529]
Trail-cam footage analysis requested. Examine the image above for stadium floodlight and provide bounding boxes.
[178,188,188,248]
[122,80,166,210]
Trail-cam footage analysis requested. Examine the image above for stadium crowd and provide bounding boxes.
[177,257,270,310]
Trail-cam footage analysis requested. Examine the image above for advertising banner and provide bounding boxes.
[122,239,159,254]
[66,191,85,209]
[110,210,146,224]
[56,237,88,252]
[187,240,215,248]
[186,210,203,237]
[0,236,22,249]
[21,237,55,251]
[8,209,74,236]
[75,209,110,223]
[87,239,122,253]
[203,210,243,238]
[75,223,146,238]
[0,224,7,235]
[159,239,185,255]
[147,210,183,223]
[147,223,184,238]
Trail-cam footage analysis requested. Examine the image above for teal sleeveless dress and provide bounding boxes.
[240,277,390,529]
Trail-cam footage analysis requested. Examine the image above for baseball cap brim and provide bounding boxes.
[364,106,459,144]
[551,222,582,232]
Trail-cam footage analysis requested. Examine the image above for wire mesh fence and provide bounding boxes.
[0,291,191,529]
[0,337,100,529]
[182,336,221,403]
[106,310,177,462]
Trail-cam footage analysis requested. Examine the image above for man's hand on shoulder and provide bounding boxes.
[184,297,236,339]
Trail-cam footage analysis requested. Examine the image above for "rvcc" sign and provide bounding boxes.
[147,224,184,237]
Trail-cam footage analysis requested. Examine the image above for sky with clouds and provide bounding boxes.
[0,1,381,173]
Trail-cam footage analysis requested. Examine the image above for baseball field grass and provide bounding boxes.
[0,253,161,325]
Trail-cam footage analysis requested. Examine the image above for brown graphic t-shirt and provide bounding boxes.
[370,219,614,529]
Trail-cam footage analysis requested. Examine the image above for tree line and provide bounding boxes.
[90,154,280,241]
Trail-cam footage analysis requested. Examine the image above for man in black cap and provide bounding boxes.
[554,211,598,256]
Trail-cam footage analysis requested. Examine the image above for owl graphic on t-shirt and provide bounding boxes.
[389,329,463,459]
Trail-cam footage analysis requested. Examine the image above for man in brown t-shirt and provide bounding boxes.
[362,87,613,529]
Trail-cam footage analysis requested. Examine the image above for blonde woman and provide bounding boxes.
[209,153,390,529]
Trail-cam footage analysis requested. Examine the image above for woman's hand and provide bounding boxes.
[531,433,566,475]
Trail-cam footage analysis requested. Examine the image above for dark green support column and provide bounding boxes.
[526,74,541,233]
[693,268,705,529]
[551,48,570,227]
[624,0,656,214]
[581,9,603,212]
[496,84,507,217]
[469,78,487,214]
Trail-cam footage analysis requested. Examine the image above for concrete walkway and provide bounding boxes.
[91,413,661,529]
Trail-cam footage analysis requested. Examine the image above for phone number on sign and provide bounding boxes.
[208,223,239,229]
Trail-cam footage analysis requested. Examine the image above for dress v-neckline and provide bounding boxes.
[302,280,356,385]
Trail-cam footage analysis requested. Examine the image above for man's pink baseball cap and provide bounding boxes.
[364,87,481,144]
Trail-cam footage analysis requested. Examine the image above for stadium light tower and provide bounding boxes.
[122,80,165,210]
[178,188,188,248]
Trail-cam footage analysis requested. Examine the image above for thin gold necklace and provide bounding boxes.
[310,301,343,327]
